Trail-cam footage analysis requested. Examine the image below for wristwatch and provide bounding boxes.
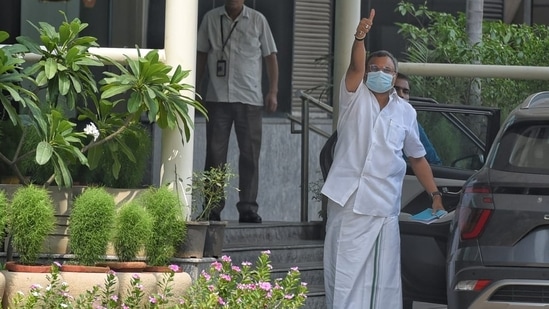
[430,191,442,199]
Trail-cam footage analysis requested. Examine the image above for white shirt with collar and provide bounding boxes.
[197,5,277,106]
[321,79,426,217]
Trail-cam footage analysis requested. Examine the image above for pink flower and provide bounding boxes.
[149,296,157,304]
[259,282,272,291]
[211,261,223,271]
[169,264,180,272]
[218,297,226,305]
[221,255,232,263]
[231,265,241,272]
[201,270,211,281]
[261,250,271,255]
[284,294,295,299]
[220,274,232,281]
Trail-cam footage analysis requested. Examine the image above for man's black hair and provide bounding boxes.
[366,50,398,71]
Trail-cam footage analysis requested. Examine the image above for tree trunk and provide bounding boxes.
[467,0,484,106]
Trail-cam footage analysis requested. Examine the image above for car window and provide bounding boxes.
[416,109,491,170]
[491,122,549,174]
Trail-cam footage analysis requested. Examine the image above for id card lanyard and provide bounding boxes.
[220,15,238,60]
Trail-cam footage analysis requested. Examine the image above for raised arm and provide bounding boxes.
[345,9,375,92]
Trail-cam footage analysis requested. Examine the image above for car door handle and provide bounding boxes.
[442,187,462,196]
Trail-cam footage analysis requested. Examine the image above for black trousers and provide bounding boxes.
[204,102,262,215]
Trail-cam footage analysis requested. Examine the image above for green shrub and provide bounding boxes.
[8,186,56,265]
[140,186,186,266]
[112,201,153,262]
[69,187,116,266]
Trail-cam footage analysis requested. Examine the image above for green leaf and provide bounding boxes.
[36,141,53,165]
[45,57,58,79]
[0,31,8,43]
[101,84,133,99]
[87,146,101,170]
[59,72,70,95]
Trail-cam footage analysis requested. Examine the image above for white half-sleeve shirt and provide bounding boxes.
[321,78,426,217]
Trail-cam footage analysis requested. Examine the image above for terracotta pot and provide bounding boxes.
[60,264,110,273]
[96,261,147,272]
[4,261,51,273]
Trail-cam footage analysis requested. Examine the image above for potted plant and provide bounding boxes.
[107,200,155,302]
[108,200,152,270]
[190,163,236,258]
[6,185,55,268]
[140,185,186,267]
[138,185,190,299]
[66,186,115,268]
[3,186,56,308]
[63,186,118,296]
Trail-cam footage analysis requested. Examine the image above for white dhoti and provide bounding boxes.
[324,194,402,309]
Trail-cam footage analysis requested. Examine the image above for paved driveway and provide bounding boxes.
[414,302,447,309]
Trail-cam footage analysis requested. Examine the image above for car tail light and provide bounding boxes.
[459,184,494,240]
[455,279,492,291]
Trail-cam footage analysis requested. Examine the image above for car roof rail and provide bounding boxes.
[521,91,549,109]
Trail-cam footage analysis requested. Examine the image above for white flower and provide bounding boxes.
[83,123,100,142]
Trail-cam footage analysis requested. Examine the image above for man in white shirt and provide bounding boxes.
[196,0,279,223]
[322,9,444,309]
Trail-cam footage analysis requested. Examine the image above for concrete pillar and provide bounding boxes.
[331,0,361,128]
[160,0,198,219]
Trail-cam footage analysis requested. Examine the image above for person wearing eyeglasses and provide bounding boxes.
[321,9,445,309]
[395,73,442,165]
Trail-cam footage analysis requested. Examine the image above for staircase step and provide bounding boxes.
[271,261,324,287]
[224,221,324,244]
[304,284,326,309]
[222,239,324,265]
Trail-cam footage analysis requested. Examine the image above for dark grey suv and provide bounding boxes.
[399,91,549,309]
[445,91,549,308]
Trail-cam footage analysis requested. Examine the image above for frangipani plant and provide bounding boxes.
[0,12,206,188]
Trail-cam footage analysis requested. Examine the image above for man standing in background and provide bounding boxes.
[196,0,279,223]
[395,73,442,165]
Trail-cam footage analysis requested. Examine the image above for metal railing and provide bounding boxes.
[288,90,333,222]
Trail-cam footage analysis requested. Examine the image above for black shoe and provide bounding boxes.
[208,213,221,221]
[239,212,262,223]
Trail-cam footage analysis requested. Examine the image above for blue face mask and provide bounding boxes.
[366,71,394,93]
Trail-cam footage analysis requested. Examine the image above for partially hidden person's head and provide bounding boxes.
[225,0,245,12]
[395,72,411,101]
[364,50,398,94]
